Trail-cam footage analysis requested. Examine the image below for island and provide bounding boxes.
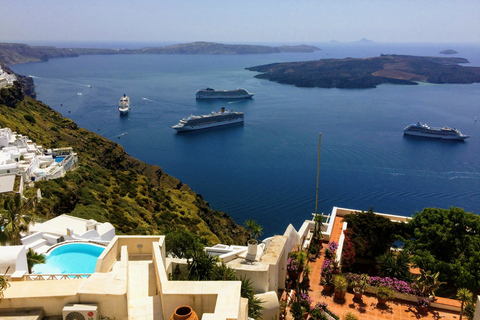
[440,49,458,54]
[0,42,320,65]
[246,54,480,89]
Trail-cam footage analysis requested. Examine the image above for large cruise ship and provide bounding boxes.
[173,107,244,131]
[403,122,470,140]
[195,88,254,99]
[118,94,130,114]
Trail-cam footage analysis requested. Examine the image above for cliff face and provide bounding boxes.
[0,43,79,65]
[247,54,480,89]
[0,41,320,65]
[0,74,248,245]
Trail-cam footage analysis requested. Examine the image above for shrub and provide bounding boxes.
[24,114,36,124]
[343,312,359,320]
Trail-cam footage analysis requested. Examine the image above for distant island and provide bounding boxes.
[0,41,320,65]
[440,49,458,54]
[246,54,480,89]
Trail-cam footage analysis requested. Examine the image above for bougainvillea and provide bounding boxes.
[341,229,356,271]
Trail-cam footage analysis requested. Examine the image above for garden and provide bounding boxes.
[282,207,479,320]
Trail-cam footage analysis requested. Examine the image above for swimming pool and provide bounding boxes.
[54,156,66,163]
[33,242,105,274]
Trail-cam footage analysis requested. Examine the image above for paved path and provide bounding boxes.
[127,255,162,320]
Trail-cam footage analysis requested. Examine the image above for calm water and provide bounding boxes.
[11,42,480,237]
[33,243,105,274]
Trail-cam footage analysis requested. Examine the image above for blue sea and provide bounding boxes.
[10,42,480,237]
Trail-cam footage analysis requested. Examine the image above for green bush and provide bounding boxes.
[24,114,36,124]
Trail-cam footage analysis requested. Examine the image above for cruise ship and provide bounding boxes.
[173,107,244,131]
[403,122,470,140]
[118,94,130,114]
[195,88,254,99]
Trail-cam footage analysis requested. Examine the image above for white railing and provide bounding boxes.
[25,274,91,281]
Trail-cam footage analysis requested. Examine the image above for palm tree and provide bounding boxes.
[186,248,218,281]
[240,276,265,319]
[244,219,263,244]
[26,248,45,274]
[0,275,10,299]
[0,194,32,245]
[456,287,473,320]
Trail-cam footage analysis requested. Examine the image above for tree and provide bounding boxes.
[165,229,205,259]
[26,248,45,274]
[244,219,263,244]
[0,194,32,245]
[456,288,473,320]
[343,207,404,259]
[401,207,480,290]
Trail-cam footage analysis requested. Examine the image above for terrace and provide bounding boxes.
[283,207,467,320]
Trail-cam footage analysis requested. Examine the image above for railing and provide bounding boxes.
[25,274,91,281]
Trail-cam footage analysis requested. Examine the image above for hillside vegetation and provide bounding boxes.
[0,82,248,245]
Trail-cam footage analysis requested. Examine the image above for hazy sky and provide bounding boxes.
[1,0,479,44]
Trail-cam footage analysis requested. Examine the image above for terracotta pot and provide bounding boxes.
[171,306,198,320]
[353,292,363,300]
[323,284,332,292]
[377,297,387,305]
[302,312,309,320]
[418,306,428,314]
[335,290,346,301]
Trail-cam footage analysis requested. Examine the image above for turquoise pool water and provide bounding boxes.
[33,243,105,274]
[54,156,65,163]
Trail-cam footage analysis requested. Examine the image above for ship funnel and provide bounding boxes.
[221,107,225,113]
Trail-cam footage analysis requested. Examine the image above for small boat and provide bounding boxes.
[403,122,469,140]
[119,94,130,114]
[195,88,254,99]
[173,107,244,131]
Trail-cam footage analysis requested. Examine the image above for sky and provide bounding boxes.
[1,0,479,45]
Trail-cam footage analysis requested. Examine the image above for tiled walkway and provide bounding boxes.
[127,255,162,320]
[288,215,462,320]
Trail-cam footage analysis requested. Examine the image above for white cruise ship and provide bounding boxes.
[195,88,254,99]
[118,94,130,114]
[173,107,244,131]
[403,122,469,140]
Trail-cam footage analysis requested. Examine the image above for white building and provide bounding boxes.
[0,127,78,194]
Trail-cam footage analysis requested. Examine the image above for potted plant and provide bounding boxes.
[417,297,430,314]
[343,312,359,320]
[308,242,321,261]
[352,274,369,300]
[310,303,329,320]
[244,219,263,257]
[287,257,300,282]
[412,269,445,300]
[324,241,339,260]
[331,259,341,274]
[334,275,348,301]
[376,285,394,305]
[301,265,311,288]
[321,259,334,292]
[290,301,306,320]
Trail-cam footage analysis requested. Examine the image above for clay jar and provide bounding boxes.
[171,306,198,320]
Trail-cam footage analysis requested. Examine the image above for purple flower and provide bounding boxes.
[327,241,339,252]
